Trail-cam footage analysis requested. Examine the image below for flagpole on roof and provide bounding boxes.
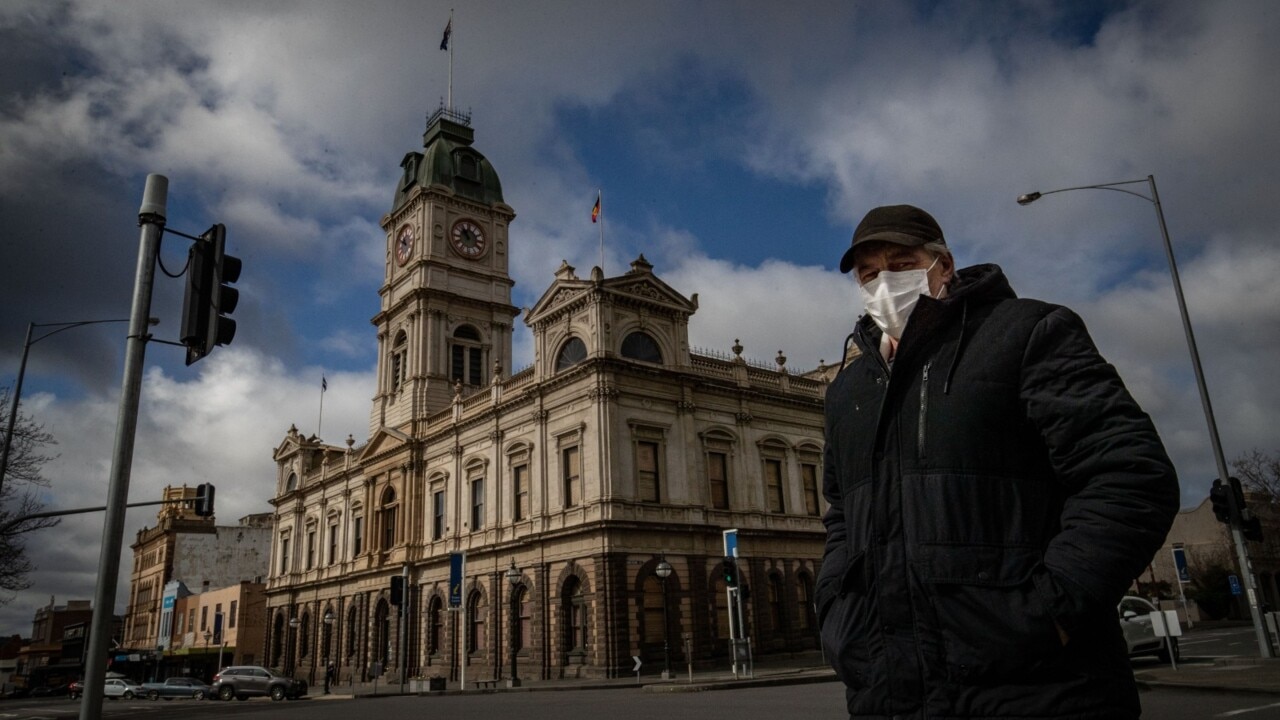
[447,9,454,111]
[318,375,327,439]
[595,189,604,275]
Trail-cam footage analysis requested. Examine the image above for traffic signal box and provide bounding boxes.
[194,483,216,517]
[180,224,241,365]
[1210,476,1264,542]
[723,557,739,588]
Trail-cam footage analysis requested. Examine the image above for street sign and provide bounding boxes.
[1172,546,1189,583]
[632,656,642,672]
[723,528,739,558]
[1229,574,1242,596]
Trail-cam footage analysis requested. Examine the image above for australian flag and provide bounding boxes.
[440,19,451,51]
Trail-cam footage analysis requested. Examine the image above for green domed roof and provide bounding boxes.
[392,108,504,211]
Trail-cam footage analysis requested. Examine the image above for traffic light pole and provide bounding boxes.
[1224,480,1273,657]
[80,174,166,720]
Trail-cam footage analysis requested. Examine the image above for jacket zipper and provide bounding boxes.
[918,361,931,459]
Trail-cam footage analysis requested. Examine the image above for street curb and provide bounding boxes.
[1136,679,1280,697]
[644,671,838,693]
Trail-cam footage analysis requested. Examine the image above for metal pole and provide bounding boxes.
[399,563,407,693]
[661,574,671,680]
[80,173,166,720]
[1146,175,1271,658]
[0,323,33,496]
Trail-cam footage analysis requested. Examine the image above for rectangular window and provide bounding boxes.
[177,611,185,635]
[469,347,483,385]
[563,446,581,508]
[306,530,316,570]
[433,490,445,540]
[328,523,338,564]
[513,463,529,521]
[353,516,364,556]
[200,606,208,631]
[471,478,484,530]
[801,463,820,516]
[280,537,290,574]
[636,441,660,503]
[229,600,238,629]
[708,452,729,510]
[764,458,785,513]
[451,345,465,383]
[188,609,196,635]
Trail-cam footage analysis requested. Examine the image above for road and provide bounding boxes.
[3,626,1270,720]
[3,683,1278,720]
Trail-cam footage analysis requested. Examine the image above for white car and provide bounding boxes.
[103,678,144,700]
[1118,595,1180,662]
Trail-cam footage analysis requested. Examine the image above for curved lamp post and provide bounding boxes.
[0,317,157,496]
[655,557,673,680]
[287,615,301,675]
[1018,174,1273,658]
[322,610,335,692]
[505,560,522,687]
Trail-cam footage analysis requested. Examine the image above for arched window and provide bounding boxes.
[428,596,443,655]
[621,331,662,364]
[345,605,358,658]
[515,585,530,651]
[391,331,407,394]
[711,576,731,640]
[642,576,665,644]
[450,325,485,386]
[299,612,311,659]
[555,337,587,372]
[373,600,390,664]
[768,573,786,632]
[796,572,815,632]
[466,591,486,654]
[378,486,399,550]
[285,472,297,492]
[271,614,285,667]
[562,576,587,652]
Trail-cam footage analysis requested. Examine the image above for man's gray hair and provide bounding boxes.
[923,241,951,259]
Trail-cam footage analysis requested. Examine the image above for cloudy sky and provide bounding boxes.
[2,0,1278,636]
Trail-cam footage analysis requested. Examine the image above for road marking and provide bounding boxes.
[1217,701,1280,717]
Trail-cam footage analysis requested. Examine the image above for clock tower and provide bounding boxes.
[370,107,518,433]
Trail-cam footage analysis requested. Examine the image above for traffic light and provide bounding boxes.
[390,575,404,605]
[1230,476,1265,542]
[180,236,213,363]
[1209,479,1233,525]
[181,224,240,365]
[723,557,739,588]
[194,483,216,517]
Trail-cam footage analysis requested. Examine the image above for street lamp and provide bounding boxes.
[288,615,301,676]
[1017,174,1273,658]
[654,557,673,680]
[505,560,521,688]
[322,609,335,693]
[0,317,158,497]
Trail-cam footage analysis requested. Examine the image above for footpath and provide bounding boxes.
[309,650,1280,700]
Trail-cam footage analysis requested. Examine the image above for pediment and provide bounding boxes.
[358,426,411,462]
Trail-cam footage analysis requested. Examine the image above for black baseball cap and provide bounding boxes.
[839,204,946,274]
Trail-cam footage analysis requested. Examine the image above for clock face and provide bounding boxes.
[395,225,415,265]
[450,220,487,259]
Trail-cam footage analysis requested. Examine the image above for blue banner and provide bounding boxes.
[1172,547,1189,584]
[449,552,464,607]
[213,611,223,644]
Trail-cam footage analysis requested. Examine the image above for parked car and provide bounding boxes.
[140,676,212,701]
[103,678,144,700]
[67,680,84,699]
[210,666,306,701]
[1119,595,1180,662]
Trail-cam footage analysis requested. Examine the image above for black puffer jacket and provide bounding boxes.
[817,264,1179,719]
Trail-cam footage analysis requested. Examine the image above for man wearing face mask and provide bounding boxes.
[816,204,1179,719]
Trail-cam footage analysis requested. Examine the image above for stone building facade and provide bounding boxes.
[263,109,833,684]
[123,486,273,656]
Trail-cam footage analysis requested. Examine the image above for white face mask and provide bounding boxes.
[859,257,938,339]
